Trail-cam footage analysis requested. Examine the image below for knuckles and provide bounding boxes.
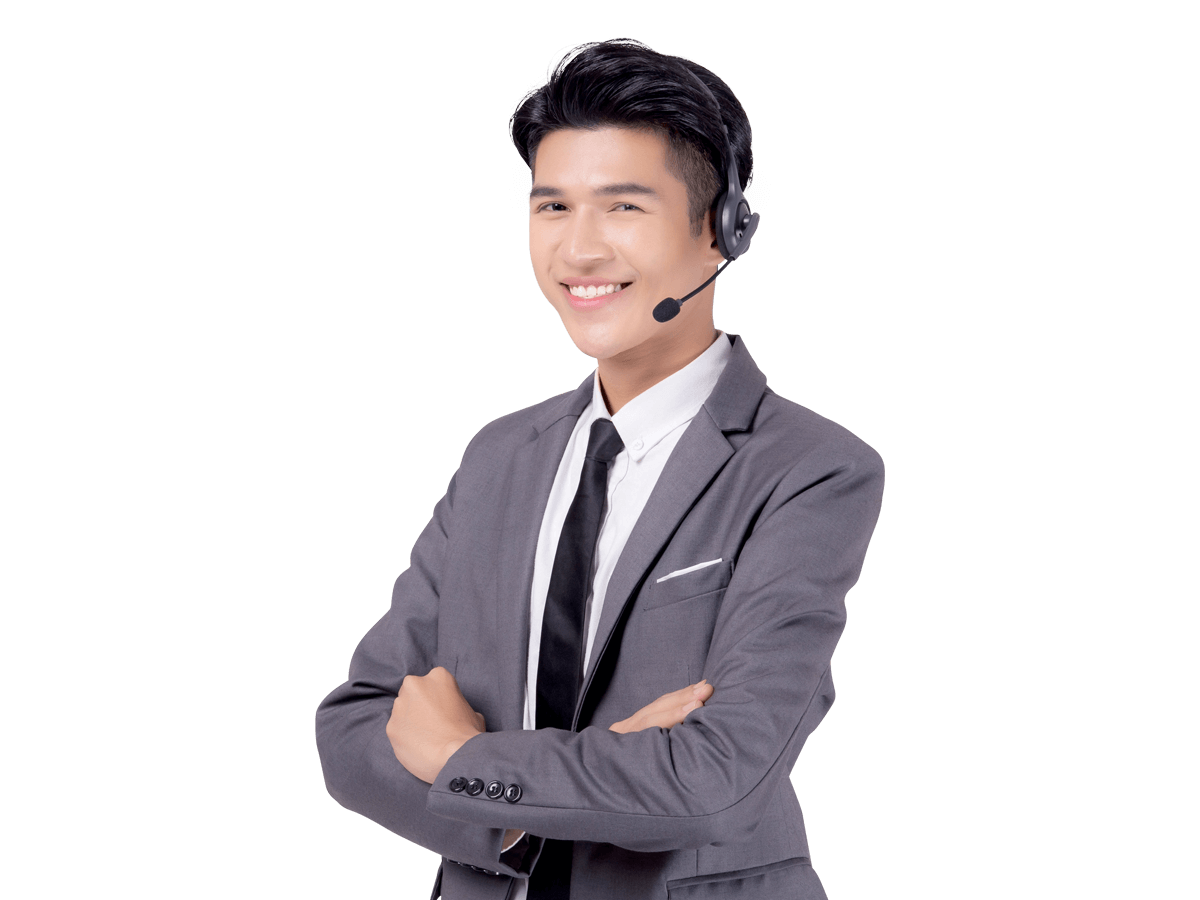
[400,666,449,688]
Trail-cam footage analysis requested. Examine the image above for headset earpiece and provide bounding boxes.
[676,62,761,261]
[651,64,762,323]
[714,152,760,260]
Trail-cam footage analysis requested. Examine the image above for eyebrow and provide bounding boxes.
[529,182,660,200]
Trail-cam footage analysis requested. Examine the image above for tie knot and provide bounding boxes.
[585,417,624,464]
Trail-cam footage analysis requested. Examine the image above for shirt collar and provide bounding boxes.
[588,332,732,462]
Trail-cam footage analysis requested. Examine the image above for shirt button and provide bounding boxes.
[632,438,644,451]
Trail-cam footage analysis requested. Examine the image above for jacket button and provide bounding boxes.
[448,777,467,793]
[504,783,522,803]
[485,780,504,800]
[466,778,485,796]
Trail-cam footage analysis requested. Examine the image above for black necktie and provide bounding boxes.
[529,417,623,899]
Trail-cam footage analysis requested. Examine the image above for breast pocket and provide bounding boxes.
[643,559,733,611]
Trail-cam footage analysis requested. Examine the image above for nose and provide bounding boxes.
[560,209,613,266]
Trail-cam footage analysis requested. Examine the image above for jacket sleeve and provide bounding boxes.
[425,442,884,853]
[315,470,538,878]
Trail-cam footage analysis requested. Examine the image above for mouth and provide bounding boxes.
[561,281,633,302]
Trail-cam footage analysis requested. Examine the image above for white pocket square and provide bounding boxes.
[656,558,723,583]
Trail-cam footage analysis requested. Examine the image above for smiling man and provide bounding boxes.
[528,126,725,412]
[317,40,884,900]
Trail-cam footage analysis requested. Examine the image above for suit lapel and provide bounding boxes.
[492,336,768,728]
[579,335,768,692]
[494,376,593,729]
[581,409,734,688]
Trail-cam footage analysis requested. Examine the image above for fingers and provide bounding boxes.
[612,680,715,734]
[672,680,711,706]
[679,681,711,722]
[661,680,708,703]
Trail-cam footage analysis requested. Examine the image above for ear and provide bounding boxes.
[703,209,725,264]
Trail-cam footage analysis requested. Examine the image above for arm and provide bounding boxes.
[425,445,884,852]
[502,681,714,849]
[315,471,536,877]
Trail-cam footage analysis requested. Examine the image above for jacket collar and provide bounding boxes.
[532,333,766,437]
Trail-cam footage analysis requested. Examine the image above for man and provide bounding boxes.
[317,39,884,900]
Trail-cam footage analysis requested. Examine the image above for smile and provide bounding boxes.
[563,282,632,299]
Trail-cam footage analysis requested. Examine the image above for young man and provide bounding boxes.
[317,40,884,900]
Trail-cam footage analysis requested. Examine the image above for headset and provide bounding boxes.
[652,65,761,324]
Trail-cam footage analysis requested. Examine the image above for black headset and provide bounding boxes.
[652,65,760,323]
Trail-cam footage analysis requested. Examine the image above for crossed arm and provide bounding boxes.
[318,434,883,868]
[386,669,713,851]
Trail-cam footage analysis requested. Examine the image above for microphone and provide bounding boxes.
[652,259,734,323]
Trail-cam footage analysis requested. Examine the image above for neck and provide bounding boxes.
[597,324,721,415]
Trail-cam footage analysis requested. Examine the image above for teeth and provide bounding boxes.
[567,282,626,298]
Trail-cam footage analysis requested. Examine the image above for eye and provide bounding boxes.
[537,202,568,213]
[614,203,642,212]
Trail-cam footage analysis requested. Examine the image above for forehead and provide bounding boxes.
[531,126,684,195]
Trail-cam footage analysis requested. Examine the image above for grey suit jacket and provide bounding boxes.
[316,334,885,899]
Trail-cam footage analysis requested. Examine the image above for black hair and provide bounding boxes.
[511,39,753,239]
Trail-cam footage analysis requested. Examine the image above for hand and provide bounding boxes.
[386,666,486,784]
[608,680,713,734]
[494,681,714,851]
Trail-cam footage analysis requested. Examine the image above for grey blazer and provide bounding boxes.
[316,334,884,899]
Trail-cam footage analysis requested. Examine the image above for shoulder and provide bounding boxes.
[740,388,885,485]
[458,385,582,462]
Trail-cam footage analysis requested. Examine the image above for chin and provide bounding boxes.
[546,287,663,360]
[557,319,643,361]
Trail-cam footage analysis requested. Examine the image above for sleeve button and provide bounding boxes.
[465,778,485,796]
[503,783,523,803]
[448,777,467,793]
[485,780,505,799]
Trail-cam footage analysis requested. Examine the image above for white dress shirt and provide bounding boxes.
[508,333,730,892]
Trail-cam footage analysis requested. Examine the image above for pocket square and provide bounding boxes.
[656,558,723,584]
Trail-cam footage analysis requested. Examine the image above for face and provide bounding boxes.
[528,127,724,365]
